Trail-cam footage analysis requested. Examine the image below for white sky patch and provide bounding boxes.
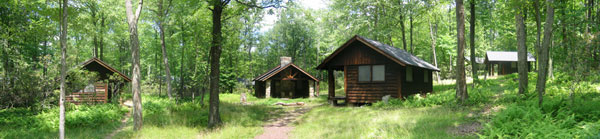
[258,0,329,32]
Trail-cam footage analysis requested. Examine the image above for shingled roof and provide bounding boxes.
[317,35,440,71]
[486,51,536,62]
[253,63,319,82]
[78,58,131,82]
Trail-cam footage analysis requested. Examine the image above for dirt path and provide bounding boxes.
[449,83,506,136]
[105,100,133,139]
[254,106,312,139]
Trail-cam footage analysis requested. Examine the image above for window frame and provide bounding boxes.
[357,64,386,83]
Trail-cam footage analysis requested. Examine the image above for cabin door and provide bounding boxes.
[279,80,295,98]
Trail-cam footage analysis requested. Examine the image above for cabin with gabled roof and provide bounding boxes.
[316,35,440,104]
[66,58,131,104]
[485,51,535,75]
[253,57,319,98]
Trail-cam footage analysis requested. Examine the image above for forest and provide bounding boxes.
[1,0,600,138]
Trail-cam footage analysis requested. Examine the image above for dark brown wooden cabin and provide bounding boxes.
[485,51,535,75]
[66,58,131,104]
[316,35,440,104]
[254,57,319,99]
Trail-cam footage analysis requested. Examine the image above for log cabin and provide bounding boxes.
[316,35,440,104]
[254,57,319,98]
[66,58,131,104]
[485,51,535,75]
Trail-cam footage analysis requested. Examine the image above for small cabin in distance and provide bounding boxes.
[485,51,535,75]
[253,57,319,98]
[67,58,131,104]
[316,35,440,104]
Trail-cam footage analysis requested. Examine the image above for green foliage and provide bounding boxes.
[0,104,127,138]
[479,73,600,138]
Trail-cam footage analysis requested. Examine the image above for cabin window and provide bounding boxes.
[511,62,517,68]
[406,67,413,82]
[372,65,385,81]
[358,65,371,82]
[358,65,385,82]
[424,71,429,83]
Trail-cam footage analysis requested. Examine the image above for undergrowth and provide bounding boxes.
[0,104,127,138]
[371,72,600,138]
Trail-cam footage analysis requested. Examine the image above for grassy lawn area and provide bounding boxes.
[112,93,326,139]
[291,105,476,139]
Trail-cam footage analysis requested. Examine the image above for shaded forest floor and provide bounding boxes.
[1,72,600,138]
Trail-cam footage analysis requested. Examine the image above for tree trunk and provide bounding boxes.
[208,0,225,128]
[100,14,105,60]
[536,0,554,106]
[428,20,441,83]
[59,0,68,138]
[456,0,469,104]
[536,0,555,106]
[410,15,414,54]
[156,0,173,100]
[469,0,478,85]
[516,4,528,95]
[180,21,185,99]
[534,0,542,71]
[125,0,144,131]
[92,8,98,58]
[400,14,407,50]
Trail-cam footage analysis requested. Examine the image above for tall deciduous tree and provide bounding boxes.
[536,0,555,106]
[534,0,542,70]
[125,0,144,131]
[456,0,469,104]
[469,0,478,85]
[516,2,528,95]
[428,19,441,83]
[207,0,282,128]
[152,0,174,99]
[207,0,226,128]
[59,0,68,138]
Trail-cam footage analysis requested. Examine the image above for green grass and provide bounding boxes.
[291,105,476,139]
[0,104,128,139]
[111,93,326,139]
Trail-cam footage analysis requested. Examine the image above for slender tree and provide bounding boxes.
[516,2,528,95]
[469,0,478,85]
[152,0,174,99]
[536,0,555,106]
[428,19,441,83]
[456,0,469,104]
[58,0,68,138]
[125,0,144,131]
[534,0,542,70]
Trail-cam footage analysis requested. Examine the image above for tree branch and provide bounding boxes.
[134,0,144,22]
[234,0,283,9]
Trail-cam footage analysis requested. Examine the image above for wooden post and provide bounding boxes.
[328,68,335,104]
[265,80,271,98]
[316,82,320,97]
[398,67,403,99]
[343,66,347,98]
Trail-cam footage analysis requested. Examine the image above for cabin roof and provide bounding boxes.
[486,51,536,62]
[79,58,132,82]
[465,56,485,64]
[317,35,440,71]
[253,63,319,82]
